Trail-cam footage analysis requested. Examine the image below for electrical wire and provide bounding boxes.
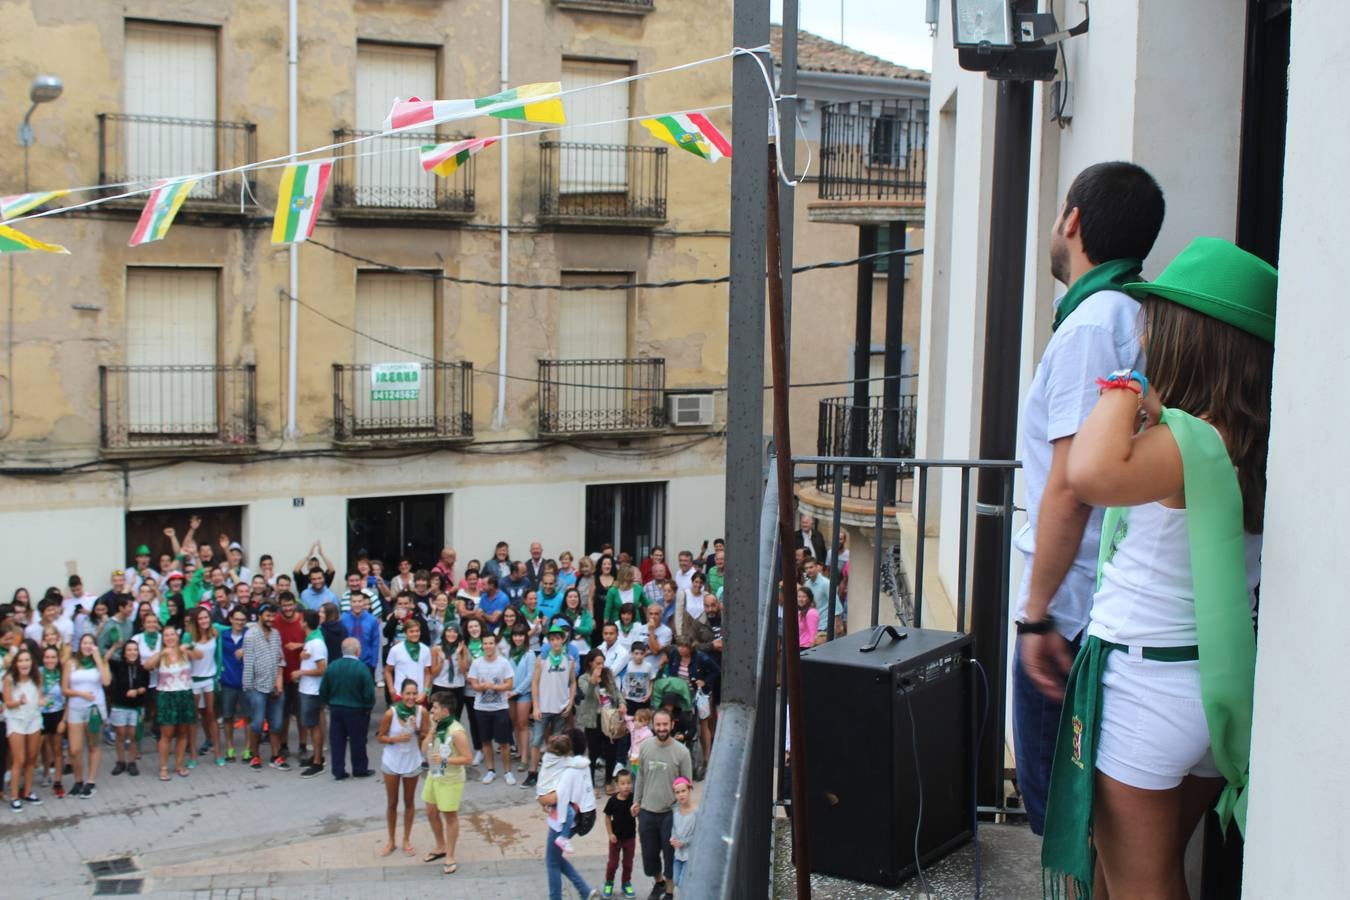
[900,682,934,896]
[971,657,992,899]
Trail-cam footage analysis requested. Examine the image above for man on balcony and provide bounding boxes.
[1012,162,1165,836]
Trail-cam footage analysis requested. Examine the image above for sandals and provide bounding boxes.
[176,768,190,778]
[442,861,458,875]
[422,851,446,863]
[159,770,171,782]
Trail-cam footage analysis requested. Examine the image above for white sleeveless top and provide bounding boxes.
[67,663,106,714]
[381,706,425,776]
[1087,501,1262,647]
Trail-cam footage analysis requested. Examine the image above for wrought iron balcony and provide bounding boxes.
[331,129,476,217]
[332,362,474,444]
[818,98,928,202]
[815,392,919,501]
[99,365,257,452]
[97,113,257,205]
[537,358,665,436]
[539,141,667,225]
[553,0,654,14]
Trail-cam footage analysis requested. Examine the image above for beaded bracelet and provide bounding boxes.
[1096,368,1148,397]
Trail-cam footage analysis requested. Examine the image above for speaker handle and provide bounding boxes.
[858,624,908,652]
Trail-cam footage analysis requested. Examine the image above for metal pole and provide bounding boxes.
[880,222,906,508]
[722,0,769,710]
[778,0,799,368]
[768,143,812,900]
[970,79,1033,809]
[848,226,877,486]
[493,0,511,430]
[284,0,300,439]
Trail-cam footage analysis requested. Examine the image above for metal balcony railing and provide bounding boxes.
[97,113,257,204]
[333,362,473,443]
[99,365,257,451]
[815,391,919,500]
[818,98,928,202]
[537,358,665,435]
[539,141,667,223]
[685,454,1023,897]
[331,129,476,213]
[554,0,654,11]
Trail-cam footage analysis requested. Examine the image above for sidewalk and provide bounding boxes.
[4,716,631,899]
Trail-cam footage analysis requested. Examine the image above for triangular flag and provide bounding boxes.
[641,113,732,162]
[1,190,68,221]
[128,179,198,247]
[0,224,68,254]
[420,137,499,177]
[384,82,566,132]
[272,160,333,245]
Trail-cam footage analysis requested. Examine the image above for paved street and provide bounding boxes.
[5,713,622,899]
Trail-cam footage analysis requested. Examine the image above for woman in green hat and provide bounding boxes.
[1040,237,1276,898]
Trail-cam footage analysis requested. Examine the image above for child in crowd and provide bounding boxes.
[621,642,656,709]
[108,639,148,777]
[537,732,590,850]
[626,708,654,778]
[670,776,698,890]
[603,769,638,898]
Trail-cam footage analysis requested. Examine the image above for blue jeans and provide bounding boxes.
[246,689,284,737]
[1012,636,1077,835]
[545,807,591,900]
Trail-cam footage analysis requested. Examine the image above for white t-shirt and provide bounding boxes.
[673,566,695,596]
[555,756,598,815]
[25,616,73,645]
[298,635,328,696]
[64,593,98,619]
[385,641,431,697]
[467,656,516,712]
[134,632,163,688]
[632,621,672,654]
[621,657,657,703]
[1015,288,1144,639]
[600,640,629,679]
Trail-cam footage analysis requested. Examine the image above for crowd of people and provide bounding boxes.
[0,528,727,900]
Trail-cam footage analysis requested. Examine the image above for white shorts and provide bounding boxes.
[193,680,215,697]
[1095,650,1220,790]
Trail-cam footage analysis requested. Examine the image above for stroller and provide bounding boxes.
[650,675,705,779]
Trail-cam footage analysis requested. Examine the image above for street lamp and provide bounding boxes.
[951,0,1015,50]
[18,74,63,191]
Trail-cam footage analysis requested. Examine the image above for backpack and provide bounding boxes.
[573,808,597,836]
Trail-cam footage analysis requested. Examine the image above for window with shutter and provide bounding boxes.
[556,273,632,420]
[560,60,632,193]
[355,43,439,207]
[354,272,437,426]
[124,22,218,198]
[125,268,218,433]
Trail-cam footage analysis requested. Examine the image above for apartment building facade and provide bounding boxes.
[0,0,732,580]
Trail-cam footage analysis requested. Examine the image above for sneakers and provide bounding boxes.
[111,761,126,776]
[24,793,40,805]
[504,770,517,786]
[226,747,236,761]
[127,762,140,777]
[523,772,538,788]
[9,799,20,812]
[603,883,615,898]
[471,750,484,767]
[480,770,496,785]
[622,884,636,898]
[242,749,253,762]
[53,782,65,799]
[646,882,666,900]
[198,744,212,757]
[215,757,227,767]
[81,783,96,798]
[352,770,375,778]
[250,756,262,770]
[70,782,84,797]
[270,756,291,771]
[301,763,325,779]
[587,892,602,900]
[553,835,575,857]
[187,758,197,770]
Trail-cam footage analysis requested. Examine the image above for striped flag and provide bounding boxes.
[420,137,499,177]
[384,82,565,132]
[271,160,333,245]
[0,224,69,254]
[1,190,68,221]
[640,113,733,162]
[128,179,198,247]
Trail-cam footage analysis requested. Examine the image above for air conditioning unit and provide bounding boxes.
[666,393,714,427]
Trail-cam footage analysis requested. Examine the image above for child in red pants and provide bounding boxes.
[602,769,638,897]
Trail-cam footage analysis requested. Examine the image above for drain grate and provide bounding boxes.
[93,878,144,895]
[88,858,138,877]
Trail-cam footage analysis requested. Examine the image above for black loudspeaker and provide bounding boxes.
[801,626,975,887]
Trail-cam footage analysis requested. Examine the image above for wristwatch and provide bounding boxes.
[1015,615,1057,635]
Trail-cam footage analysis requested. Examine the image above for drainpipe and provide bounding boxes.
[284,0,300,439]
[492,0,510,430]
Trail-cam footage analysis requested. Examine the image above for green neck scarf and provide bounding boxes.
[547,651,566,669]
[510,645,527,664]
[468,638,483,658]
[42,667,60,692]
[306,628,322,644]
[1042,408,1257,897]
[403,639,421,662]
[434,715,453,742]
[78,654,96,669]
[394,701,417,722]
[1052,258,1142,331]
[143,631,160,650]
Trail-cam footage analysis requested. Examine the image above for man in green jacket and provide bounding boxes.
[319,638,376,780]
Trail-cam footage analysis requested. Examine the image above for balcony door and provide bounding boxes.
[354,272,436,432]
[356,43,439,208]
[347,494,445,572]
[584,482,666,562]
[557,273,631,426]
[124,21,218,197]
[125,268,218,435]
[560,59,632,194]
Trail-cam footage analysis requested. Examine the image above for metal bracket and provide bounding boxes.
[975,502,1007,517]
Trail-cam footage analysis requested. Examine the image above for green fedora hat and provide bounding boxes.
[1122,236,1277,343]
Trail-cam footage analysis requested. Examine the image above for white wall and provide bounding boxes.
[1243,2,1349,892]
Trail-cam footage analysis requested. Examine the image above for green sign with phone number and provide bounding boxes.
[370,363,421,401]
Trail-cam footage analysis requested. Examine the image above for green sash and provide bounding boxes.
[1041,408,1257,897]
[1052,258,1143,331]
